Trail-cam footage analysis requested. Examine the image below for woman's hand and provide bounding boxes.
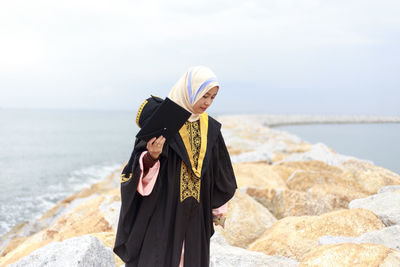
[146,136,166,160]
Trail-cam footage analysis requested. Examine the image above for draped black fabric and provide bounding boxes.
[113,116,237,267]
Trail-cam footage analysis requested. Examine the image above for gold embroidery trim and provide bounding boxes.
[120,163,133,183]
[178,112,208,178]
[121,172,133,183]
[180,161,201,202]
[136,100,148,127]
[186,120,201,170]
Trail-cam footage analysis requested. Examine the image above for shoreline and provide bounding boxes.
[0,163,123,238]
[220,114,400,127]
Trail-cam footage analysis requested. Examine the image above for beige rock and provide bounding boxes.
[272,160,343,182]
[300,243,400,267]
[233,162,287,189]
[246,187,344,219]
[272,159,400,207]
[378,185,400,194]
[340,159,400,195]
[382,251,400,266]
[227,146,251,156]
[0,236,27,259]
[34,171,121,231]
[0,187,119,266]
[47,194,114,238]
[271,152,288,163]
[286,142,313,154]
[245,187,277,212]
[287,169,367,205]
[248,208,385,260]
[271,142,313,163]
[216,190,277,248]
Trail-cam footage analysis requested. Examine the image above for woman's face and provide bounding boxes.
[192,86,219,114]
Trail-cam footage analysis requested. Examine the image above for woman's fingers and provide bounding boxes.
[158,136,166,146]
[146,137,157,150]
[153,136,165,147]
[156,135,165,144]
[147,136,164,147]
[146,136,165,160]
[147,137,157,146]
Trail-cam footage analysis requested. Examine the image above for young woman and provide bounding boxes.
[114,66,237,267]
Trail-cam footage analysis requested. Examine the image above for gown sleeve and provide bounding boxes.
[211,131,238,209]
[137,151,160,196]
[113,138,162,263]
[212,202,228,215]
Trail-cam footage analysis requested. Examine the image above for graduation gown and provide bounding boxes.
[113,114,237,267]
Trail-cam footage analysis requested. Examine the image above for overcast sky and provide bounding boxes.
[1,0,399,115]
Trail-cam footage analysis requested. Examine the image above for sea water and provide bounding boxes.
[0,108,138,236]
[276,123,400,174]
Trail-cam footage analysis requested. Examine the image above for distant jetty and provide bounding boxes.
[222,114,400,127]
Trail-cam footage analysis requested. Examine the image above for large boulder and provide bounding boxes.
[210,240,299,267]
[91,232,124,266]
[247,208,385,260]
[233,162,287,189]
[220,116,313,165]
[379,185,400,194]
[8,235,115,267]
[319,225,400,250]
[272,142,313,163]
[245,187,277,213]
[216,190,277,248]
[339,159,400,195]
[273,159,400,207]
[230,150,274,164]
[1,172,121,259]
[349,191,400,226]
[0,188,120,266]
[301,243,400,267]
[286,169,366,205]
[246,187,343,219]
[272,160,344,182]
[276,143,357,166]
[220,119,282,158]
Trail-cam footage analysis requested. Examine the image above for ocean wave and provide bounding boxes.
[0,162,122,237]
[68,164,121,191]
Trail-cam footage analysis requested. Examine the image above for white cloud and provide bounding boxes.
[0,0,399,114]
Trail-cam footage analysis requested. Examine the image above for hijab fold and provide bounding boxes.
[168,66,219,122]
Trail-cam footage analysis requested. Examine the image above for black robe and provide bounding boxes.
[113,115,237,267]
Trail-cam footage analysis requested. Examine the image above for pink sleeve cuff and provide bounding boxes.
[212,202,228,216]
[137,151,160,196]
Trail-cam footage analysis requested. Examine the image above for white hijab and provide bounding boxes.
[168,66,219,122]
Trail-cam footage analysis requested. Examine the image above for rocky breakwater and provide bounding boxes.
[217,115,400,266]
[0,172,123,266]
[1,115,400,266]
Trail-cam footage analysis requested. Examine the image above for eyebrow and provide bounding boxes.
[204,92,218,96]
